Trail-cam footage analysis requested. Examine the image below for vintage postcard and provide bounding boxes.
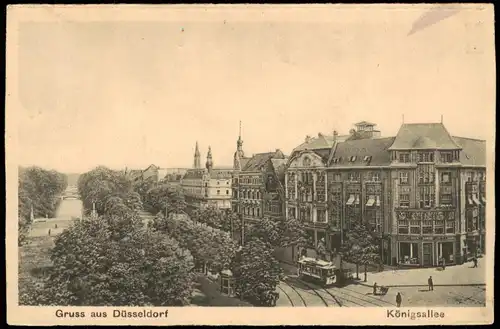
[6,4,495,326]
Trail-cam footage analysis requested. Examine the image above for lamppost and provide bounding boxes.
[240,213,245,246]
[91,199,97,219]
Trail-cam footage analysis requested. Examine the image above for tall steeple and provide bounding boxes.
[233,121,245,170]
[206,146,213,172]
[237,121,245,158]
[193,141,201,169]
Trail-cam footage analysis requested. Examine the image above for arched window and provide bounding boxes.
[252,208,255,216]
[303,156,311,167]
[257,208,260,217]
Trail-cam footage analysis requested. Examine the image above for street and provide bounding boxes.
[276,261,486,307]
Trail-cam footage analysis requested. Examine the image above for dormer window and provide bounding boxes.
[440,152,453,163]
[364,156,371,161]
[399,153,411,163]
[350,156,357,162]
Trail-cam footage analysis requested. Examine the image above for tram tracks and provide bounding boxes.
[286,277,335,307]
[279,280,308,306]
[276,285,296,306]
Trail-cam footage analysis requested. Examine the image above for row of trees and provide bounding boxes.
[77,166,143,216]
[20,167,196,306]
[190,206,310,250]
[151,212,282,306]
[18,166,68,246]
[140,183,187,215]
[191,206,382,280]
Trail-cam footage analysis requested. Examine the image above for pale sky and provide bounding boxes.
[10,5,495,173]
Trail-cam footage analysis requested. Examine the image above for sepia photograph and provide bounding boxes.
[6,4,495,326]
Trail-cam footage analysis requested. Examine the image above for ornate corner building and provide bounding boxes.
[285,121,486,267]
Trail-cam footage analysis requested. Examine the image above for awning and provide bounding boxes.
[482,196,486,203]
[366,196,375,207]
[467,197,473,205]
[354,195,360,205]
[375,195,381,207]
[472,194,482,206]
[346,195,355,206]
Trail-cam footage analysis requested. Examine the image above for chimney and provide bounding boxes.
[318,132,323,138]
[305,135,312,143]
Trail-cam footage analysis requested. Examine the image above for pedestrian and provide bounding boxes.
[442,258,446,270]
[396,292,402,307]
[48,229,51,236]
[55,224,58,229]
[473,257,478,268]
[428,276,434,291]
[373,282,378,295]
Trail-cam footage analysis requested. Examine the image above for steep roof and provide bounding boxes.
[210,168,233,179]
[452,137,486,166]
[182,169,205,180]
[388,123,461,150]
[242,150,285,172]
[293,134,340,152]
[270,158,288,184]
[329,137,396,167]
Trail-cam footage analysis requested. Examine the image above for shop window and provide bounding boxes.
[334,173,341,181]
[399,242,419,265]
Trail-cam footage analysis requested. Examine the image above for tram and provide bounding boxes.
[297,257,337,286]
[297,257,354,287]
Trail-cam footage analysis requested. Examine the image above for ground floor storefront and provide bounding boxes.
[389,235,462,267]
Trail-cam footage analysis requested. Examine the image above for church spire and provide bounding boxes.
[193,141,201,169]
[206,146,213,172]
[234,121,245,170]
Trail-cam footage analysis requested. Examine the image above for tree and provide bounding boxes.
[246,217,281,246]
[232,238,282,306]
[153,213,237,275]
[18,166,67,245]
[35,213,195,306]
[341,220,380,280]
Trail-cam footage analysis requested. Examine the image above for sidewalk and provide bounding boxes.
[279,260,486,288]
[358,261,486,288]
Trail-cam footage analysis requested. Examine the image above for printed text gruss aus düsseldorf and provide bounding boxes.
[55,309,169,318]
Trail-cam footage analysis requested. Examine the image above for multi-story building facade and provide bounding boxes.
[285,121,486,267]
[182,143,233,210]
[285,131,351,259]
[231,125,288,223]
